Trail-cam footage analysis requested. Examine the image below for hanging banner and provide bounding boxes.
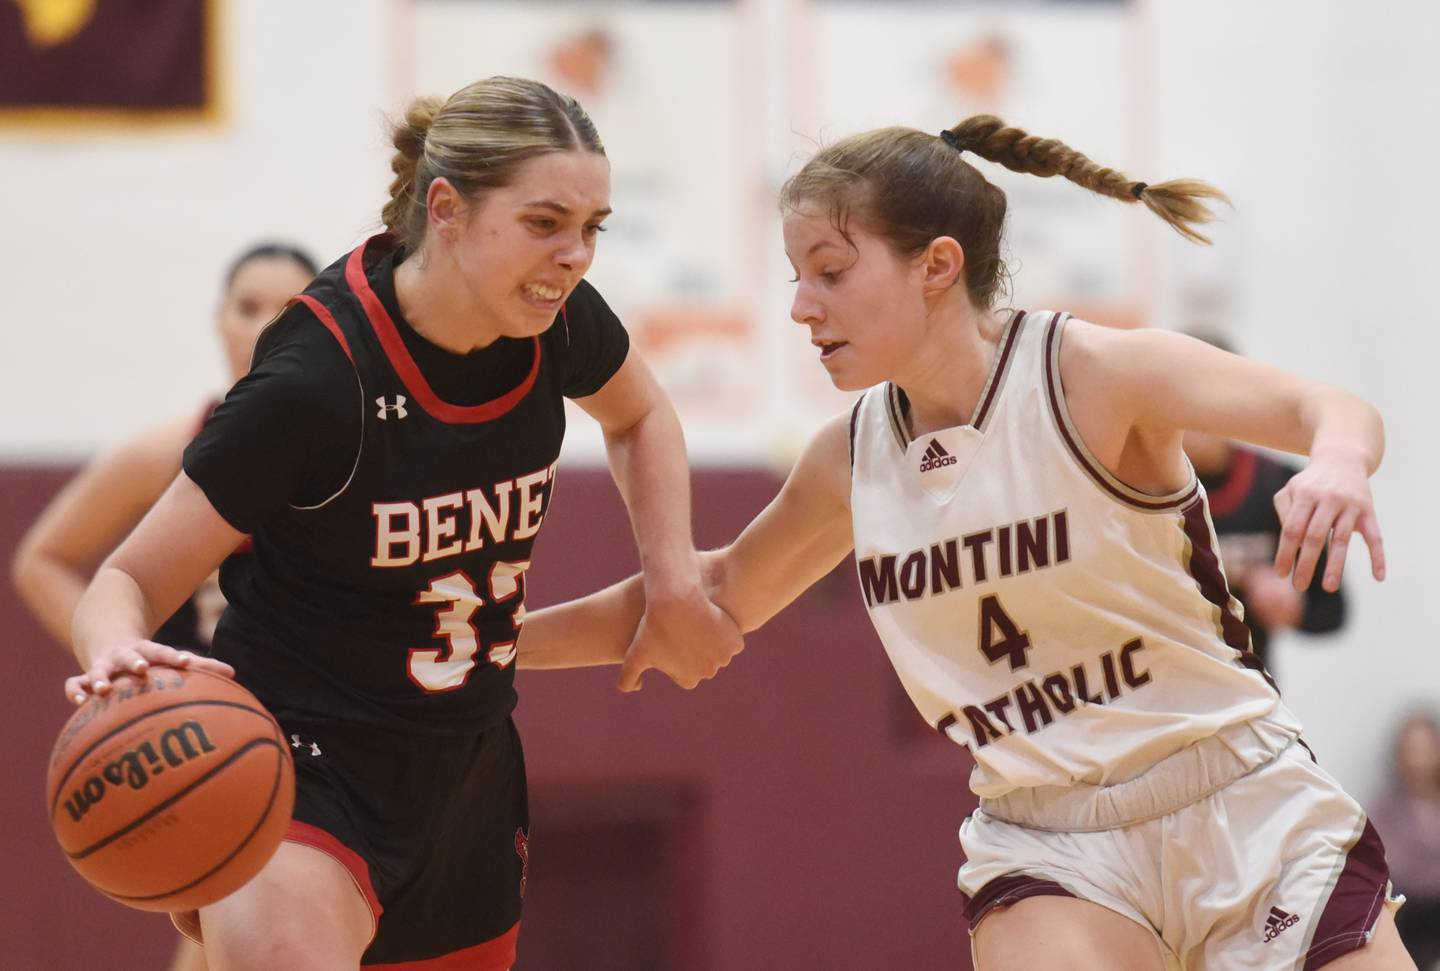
[0,0,218,126]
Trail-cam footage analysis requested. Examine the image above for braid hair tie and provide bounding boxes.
[939,129,963,154]
[1130,181,1148,199]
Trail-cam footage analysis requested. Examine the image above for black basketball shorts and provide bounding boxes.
[175,711,529,969]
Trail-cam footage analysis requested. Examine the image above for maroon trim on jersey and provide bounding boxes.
[344,237,541,425]
[1205,447,1257,518]
[848,396,863,469]
[962,873,1077,928]
[884,382,910,451]
[293,293,356,364]
[1302,819,1391,971]
[1042,312,1198,509]
[1043,313,1200,512]
[1179,496,1282,694]
[364,922,520,970]
[285,820,384,931]
[971,310,1027,431]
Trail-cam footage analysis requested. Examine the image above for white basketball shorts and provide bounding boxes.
[958,735,1400,970]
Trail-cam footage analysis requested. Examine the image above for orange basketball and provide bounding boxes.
[45,667,295,913]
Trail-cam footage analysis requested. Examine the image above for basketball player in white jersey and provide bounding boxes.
[520,116,1415,970]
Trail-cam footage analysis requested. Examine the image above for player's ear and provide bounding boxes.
[919,236,965,297]
[426,178,466,242]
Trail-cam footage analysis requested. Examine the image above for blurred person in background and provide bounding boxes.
[10,241,317,971]
[62,76,739,971]
[527,115,1414,970]
[1370,710,1440,970]
[1182,332,1346,682]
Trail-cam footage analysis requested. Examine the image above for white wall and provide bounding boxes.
[1146,0,1440,800]
[0,0,395,459]
[1,0,1435,799]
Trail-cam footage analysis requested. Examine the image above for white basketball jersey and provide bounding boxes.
[849,311,1296,797]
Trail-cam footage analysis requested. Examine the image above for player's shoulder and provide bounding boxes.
[253,298,354,370]
[560,278,619,329]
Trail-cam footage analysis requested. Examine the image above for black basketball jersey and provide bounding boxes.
[194,235,627,734]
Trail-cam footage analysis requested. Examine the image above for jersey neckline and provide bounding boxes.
[344,234,543,425]
[884,309,1028,452]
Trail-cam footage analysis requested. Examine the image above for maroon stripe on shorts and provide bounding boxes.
[1302,819,1391,971]
[962,872,1077,927]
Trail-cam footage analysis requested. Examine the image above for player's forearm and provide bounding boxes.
[517,574,646,670]
[11,549,87,648]
[70,565,158,669]
[602,400,703,599]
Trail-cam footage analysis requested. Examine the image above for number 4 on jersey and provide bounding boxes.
[977,594,1032,671]
[408,561,529,693]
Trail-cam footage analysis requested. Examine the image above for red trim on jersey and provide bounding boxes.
[363,922,520,970]
[293,293,356,364]
[284,820,384,928]
[1205,447,1257,518]
[344,236,542,424]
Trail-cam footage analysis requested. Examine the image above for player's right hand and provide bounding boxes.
[64,641,236,705]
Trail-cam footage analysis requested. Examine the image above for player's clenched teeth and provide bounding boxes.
[522,283,564,302]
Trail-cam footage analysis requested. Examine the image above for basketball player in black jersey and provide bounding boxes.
[64,76,742,970]
[16,242,315,971]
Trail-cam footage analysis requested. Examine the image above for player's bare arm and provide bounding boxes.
[1061,321,1385,594]
[520,412,853,671]
[12,412,193,646]
[67,471,239,703]
[575,350,744,690]
[517,573,645,670]
[705,412,855,634]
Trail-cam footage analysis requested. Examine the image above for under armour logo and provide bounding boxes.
[1262,906,1299,942]
[376,395,408,420]
[289,733,322,757]
[919,438,957,472]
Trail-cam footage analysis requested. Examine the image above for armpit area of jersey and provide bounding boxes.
[182,311,357,534]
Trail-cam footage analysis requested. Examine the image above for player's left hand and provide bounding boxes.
[617,584,744,692]
[1273,453,1385,593]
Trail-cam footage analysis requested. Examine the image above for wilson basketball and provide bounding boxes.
[45,667,295,912]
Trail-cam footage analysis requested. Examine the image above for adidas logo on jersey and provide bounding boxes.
[919,438,957,472]
[1262,906,1300,942]
[376,395,408,420]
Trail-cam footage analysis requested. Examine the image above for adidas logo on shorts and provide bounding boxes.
[919,438,957,472]
[1262,906,1300,942]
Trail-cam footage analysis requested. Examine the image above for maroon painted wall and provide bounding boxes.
[1,464,978,970]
